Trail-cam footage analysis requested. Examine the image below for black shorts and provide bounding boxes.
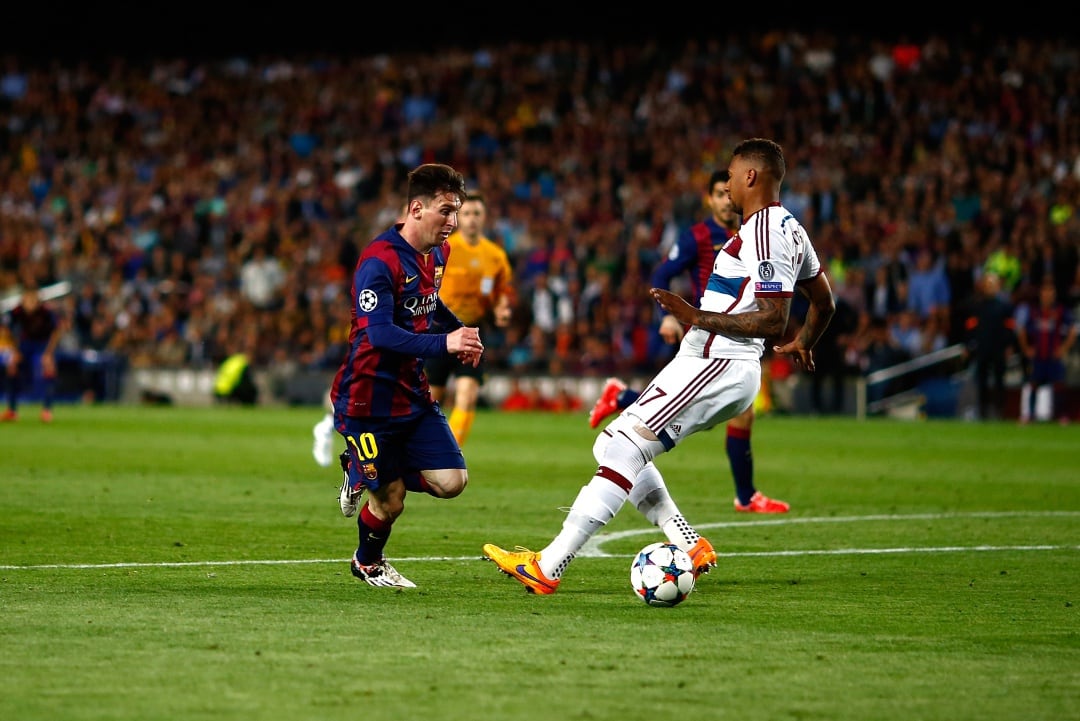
[424,353,486,387]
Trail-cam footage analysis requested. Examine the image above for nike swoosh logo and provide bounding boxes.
[515,564,554,589]
[405,274,418,284]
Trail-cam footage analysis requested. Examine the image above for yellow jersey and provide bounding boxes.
[441,232,515,325]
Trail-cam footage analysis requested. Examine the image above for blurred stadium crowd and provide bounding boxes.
[1,27,1078,411]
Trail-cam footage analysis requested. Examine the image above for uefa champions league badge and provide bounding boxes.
[358,289,378,312]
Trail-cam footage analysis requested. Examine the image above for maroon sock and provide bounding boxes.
[355,503,393,564]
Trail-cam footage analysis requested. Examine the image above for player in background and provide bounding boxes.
[483,139,836,595]
[588,169,789,513]
[424,191,515,445]
[331,163,485,588]
[1016,280,1078,423]
[313,393,341,466]
[2,284,62,423]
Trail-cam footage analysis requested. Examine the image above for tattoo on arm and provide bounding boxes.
[689,297,789,339]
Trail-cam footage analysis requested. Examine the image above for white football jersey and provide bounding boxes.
[681,202,822,360]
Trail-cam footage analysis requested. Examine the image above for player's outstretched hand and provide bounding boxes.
[650,288,697,326]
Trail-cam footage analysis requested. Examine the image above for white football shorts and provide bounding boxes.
[623,355,760,447]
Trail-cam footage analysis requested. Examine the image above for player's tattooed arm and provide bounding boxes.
[649,288,789,340]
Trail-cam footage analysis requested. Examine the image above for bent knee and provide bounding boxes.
[422,469,468,498]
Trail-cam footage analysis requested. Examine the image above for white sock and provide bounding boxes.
[540,478,628,580]
[629,463,700,551]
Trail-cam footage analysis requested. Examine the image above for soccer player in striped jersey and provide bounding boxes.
[331,163,485,588]
[589,169,790,513]
[484,139,836,595]
[2,284,61,423]
[1016,280,1078,423]
[425,191,515,446]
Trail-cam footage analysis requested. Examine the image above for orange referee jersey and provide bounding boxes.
[440,232,515,325]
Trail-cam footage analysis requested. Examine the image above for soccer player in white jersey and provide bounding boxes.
[482,138,837,595]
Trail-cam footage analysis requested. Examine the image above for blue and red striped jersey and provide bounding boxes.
[6,304,58,348]
[650,216,734,305]
[331,224,462,418]
[1024,304,1075,360]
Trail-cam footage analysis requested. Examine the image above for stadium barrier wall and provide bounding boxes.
[115,359,1080,421]
[118,367,873,416]
[121,368,632,412]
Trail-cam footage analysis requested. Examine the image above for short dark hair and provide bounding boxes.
[464,190,486,206]
[732,138,786,182]
[708,168,731,192]
[407,163,468,206]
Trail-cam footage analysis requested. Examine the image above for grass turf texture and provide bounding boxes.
[1,405,1077,721]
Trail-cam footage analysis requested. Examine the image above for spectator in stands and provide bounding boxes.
[906,248,951,328]
[866,263,905,321]
[890,309,925,359]
[239,244,286,311]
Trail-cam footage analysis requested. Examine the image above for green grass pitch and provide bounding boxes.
[1,405,1078,721]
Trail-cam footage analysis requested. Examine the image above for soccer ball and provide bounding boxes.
[629,542,696,607]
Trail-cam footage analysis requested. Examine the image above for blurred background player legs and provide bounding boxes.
[426,353,485,443]
[312,390,336,467]
[723,405,789,513]
[426,191,515,445]
[590,383,788,513]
